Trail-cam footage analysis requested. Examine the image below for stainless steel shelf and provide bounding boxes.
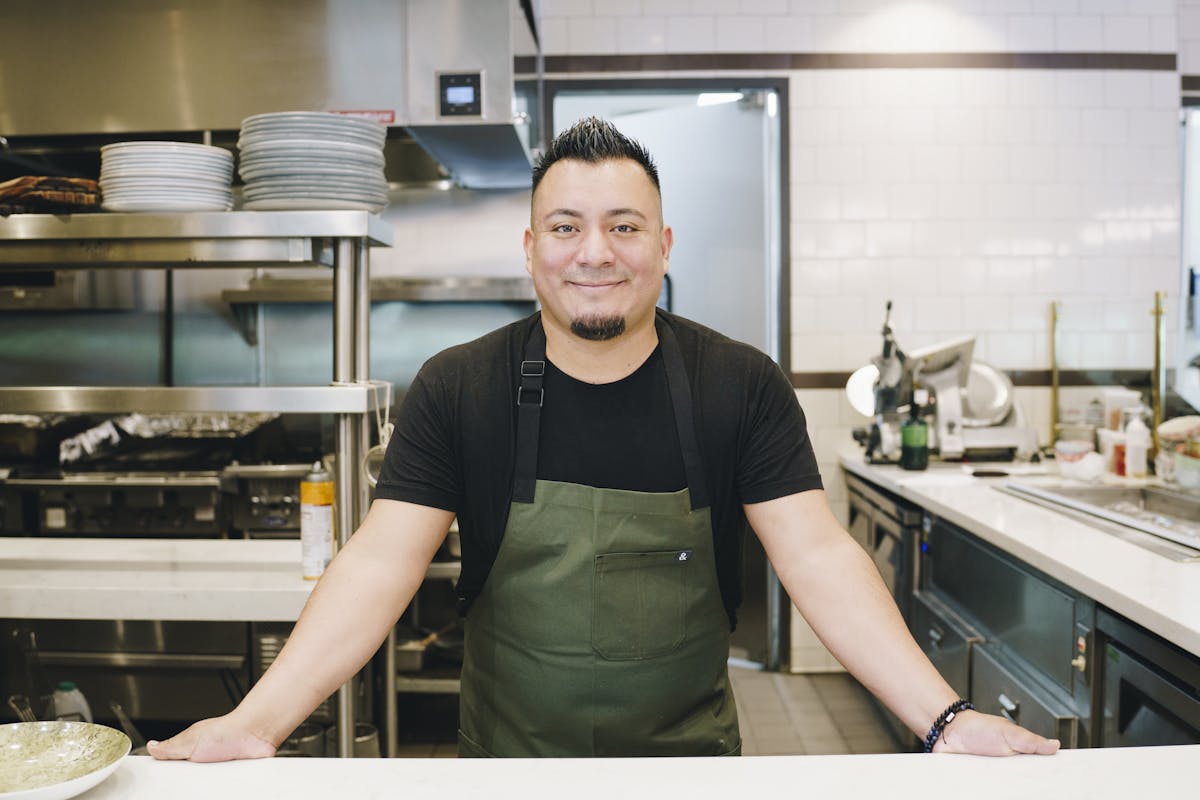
[394,675,461,694]
[425,562,461,581]
[0,211,393,269]
[223,276,537,304]
[0,384,392,414]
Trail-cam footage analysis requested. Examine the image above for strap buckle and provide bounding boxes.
[518,360,545,407]
[517,386,544,407]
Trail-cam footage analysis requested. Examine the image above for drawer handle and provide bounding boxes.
[928,628,943,649]
[998,692,1019,722]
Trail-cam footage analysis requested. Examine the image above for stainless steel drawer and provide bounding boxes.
[911,591,982,699]
[926,519,1079,693]
[971,642,1079,748]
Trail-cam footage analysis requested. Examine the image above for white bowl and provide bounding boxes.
[1176,450,1200,489]
[0,721,129,800]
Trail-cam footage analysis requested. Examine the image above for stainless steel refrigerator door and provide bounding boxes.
[602,96,781,360]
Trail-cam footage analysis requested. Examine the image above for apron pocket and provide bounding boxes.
[592,550,689,661]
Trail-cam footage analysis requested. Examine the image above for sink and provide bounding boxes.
[998,481,1200,561]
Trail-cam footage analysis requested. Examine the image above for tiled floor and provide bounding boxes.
[728,665,904,756]
[394,664,904,757]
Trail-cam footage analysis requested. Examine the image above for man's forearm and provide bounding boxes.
[230,501,451,746]
[782,530,957,737]
[747,492,957,738]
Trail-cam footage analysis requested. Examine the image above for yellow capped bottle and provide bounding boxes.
[300,462,334,579]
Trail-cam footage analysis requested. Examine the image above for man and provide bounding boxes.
[149,117,1057,760]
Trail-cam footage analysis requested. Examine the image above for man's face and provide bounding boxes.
[524,158,672,342]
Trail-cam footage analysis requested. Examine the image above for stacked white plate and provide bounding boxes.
[237,112,388,212]
[99,142,234,212]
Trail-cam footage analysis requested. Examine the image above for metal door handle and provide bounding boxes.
[998,692,1018,722]
[928,628,943,649]
[39,650,245,670]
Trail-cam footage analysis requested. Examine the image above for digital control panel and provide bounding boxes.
[438,72,482,117]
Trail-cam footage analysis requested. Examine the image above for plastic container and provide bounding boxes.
[1175,450,1200,489]
[1097,429,1124,474]
[1124,416,1150,479]
[1103,388,1142,430]
[51,681,93,723]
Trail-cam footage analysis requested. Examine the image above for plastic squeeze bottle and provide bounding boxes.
[52,681,93,723]
[1124,415,1150,479]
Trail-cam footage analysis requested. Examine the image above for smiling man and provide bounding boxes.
[148,117,1058,761]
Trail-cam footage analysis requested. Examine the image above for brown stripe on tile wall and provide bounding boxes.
[791,369,1155,389]
[1183,75,1200,91]
[517,52,1176,75]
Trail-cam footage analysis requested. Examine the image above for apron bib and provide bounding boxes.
[458,312,741,757]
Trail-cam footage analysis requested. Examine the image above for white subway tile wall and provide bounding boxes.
[535,0,1185,670]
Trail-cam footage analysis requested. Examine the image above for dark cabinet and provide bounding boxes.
[1096,609,1200,747]
[971,642,1080,747]
[844,468,1200,752]
[845,472,923,746]
[919,515,1094,747]
[910,590,982,700]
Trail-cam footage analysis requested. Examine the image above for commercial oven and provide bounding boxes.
[845,471,923,746]
[920,515,1094,747]
[1095,608,1200,746]
[845,472,921,626]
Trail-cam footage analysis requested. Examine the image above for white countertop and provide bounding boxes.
[0,538,314,621]
[840,452,1200,657]
[80,746,1200,799]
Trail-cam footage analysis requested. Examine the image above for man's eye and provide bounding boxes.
[552,224,576,233]
[613,224,636,233]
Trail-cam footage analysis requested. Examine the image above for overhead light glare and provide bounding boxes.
[696,92,744,107]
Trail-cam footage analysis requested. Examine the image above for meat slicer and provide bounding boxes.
[849,304,1038,462]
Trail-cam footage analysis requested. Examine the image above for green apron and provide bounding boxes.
[457,311,741,757]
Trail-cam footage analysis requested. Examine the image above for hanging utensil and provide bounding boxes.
[7,693,37,722]
[108,700,148,755]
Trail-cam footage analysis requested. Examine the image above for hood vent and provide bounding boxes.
[0,0,538,189]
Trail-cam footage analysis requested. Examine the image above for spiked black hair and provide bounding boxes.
[531,116,660,194]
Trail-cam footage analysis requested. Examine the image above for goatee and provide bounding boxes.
[570,315,626,341]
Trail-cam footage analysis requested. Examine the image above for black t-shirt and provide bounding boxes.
[375,311,823,628]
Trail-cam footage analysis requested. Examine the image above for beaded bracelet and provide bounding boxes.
[923,699,974,753]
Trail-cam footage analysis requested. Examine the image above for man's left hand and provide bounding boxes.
[932,709,1060,756]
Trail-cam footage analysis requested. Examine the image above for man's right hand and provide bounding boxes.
[145,715,277,763]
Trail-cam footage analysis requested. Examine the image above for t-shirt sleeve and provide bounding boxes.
[373,364,461,512]
[736,356,824,504]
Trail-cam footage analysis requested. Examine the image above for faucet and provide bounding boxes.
[1152,291,1166,455]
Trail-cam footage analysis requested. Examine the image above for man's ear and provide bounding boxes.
[523,227,534,275]
[661,225,673,274]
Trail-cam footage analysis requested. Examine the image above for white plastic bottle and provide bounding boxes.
[52,681,93,723]
[1124,416,1150,479]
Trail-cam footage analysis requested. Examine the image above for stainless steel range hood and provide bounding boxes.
[0,0,538,189]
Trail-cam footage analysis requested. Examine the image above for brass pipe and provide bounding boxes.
[1050,300,1060,445]
[1152,291,1167,455]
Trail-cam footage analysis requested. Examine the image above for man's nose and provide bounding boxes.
[577,227,615,266]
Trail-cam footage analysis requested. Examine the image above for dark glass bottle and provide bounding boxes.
[900,389,929,471]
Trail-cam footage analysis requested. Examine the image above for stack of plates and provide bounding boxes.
[237,112,388,212]
[99,142,234,212]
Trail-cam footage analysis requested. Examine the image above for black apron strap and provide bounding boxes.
[512,318,547,504]
[656,311,710,511]
[511,312,709,509]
